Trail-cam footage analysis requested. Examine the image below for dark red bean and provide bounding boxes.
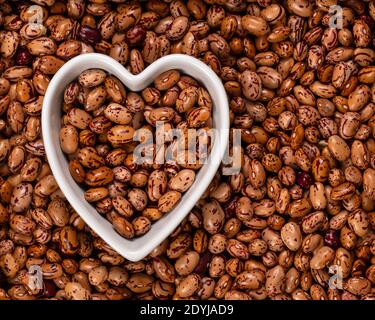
[223,196,239,219]
[194,251,212,275]
[0,270,6,288]
[79,26,101,45]
[358,16,375,29]
[324,229,340,249]
[297,172,313,190]
[15,1,29,13]
[15,46,33,66]
[42,280,58,298]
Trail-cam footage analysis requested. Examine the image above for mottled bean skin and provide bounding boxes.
[0,0,374,303]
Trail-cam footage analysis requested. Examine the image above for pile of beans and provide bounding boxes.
[0,0,375,300]
[60,68,213,238]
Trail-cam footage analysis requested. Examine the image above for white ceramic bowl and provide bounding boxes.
[42,53,229,261]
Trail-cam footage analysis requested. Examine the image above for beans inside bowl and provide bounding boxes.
[60,68,213,239]
[1,0,375,301]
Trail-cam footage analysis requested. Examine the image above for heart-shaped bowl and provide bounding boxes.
[42,53,229,261]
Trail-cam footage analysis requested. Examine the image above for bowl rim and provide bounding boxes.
[42,53,229,261]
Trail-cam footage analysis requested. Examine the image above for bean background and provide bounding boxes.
[0,0,375,300]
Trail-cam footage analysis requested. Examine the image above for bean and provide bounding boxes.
[280,222,302,251]
[168,169,195,192]
[79,69,106,88]
[363,169,375,200]
[126,273,153,294]
[67,108,92,130]
[176,273,200,298]
[60,125,79,155]
[158,191,181,213]
[104,103,132,125]
[65,282,90,300]
[265,265,285,297]
[0,0,374,302]
[112,214,134,239]
[344,277,371,296]
[328,135,350,161]
[310,246,335,270]
[10,183,33,213]
[107,125,135,146]
[240,70,262,101]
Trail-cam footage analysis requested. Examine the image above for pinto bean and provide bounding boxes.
[281,222,302,251]
[0,0,374,302]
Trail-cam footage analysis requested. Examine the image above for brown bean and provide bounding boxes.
[65,282,90,300]
[85,167,114,187]
[345,277,371,296]
[281,222,302,251]
[47,198,69,227]
[328,135,350,161]
[67,108,92,130]
[60,125,79,154]
[104,103,132,125]
[240,70,262,101]
[0,1,371,302]
[158,191,181,213]
[10,183,33,213]
[310,246,335,270]
[176,273,200,298]
[79,69,106,88]
[107,125,135,146]
[112,214,134,239]
[265,265,285,297]
[363,169,375,200]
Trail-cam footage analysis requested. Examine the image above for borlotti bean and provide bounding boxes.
[0,0,374,302]
[60,69,212,238]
